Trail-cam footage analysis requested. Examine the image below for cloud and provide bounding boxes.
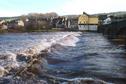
[56,0,126,15]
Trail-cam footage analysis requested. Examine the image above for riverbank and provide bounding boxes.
[0,27,79,33]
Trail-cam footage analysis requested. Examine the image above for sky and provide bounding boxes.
[0,0,126,17]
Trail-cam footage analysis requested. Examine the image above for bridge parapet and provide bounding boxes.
[99,19,126,36]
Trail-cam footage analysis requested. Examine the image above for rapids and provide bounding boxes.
[0,32,125,84]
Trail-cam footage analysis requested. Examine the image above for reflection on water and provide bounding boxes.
[47,32,126,84]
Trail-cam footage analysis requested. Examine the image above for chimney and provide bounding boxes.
[83,12,86,15]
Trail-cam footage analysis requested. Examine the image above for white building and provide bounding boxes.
[18,20,24,27]
[1,24,8,29]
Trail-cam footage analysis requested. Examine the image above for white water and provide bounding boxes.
[0,32,81,77]
[0,32,116,84]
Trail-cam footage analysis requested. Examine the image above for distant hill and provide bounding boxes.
[92,11,126,20]
[95,11,125,15]
[93,11,126,17]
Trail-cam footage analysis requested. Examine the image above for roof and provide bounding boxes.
[79,12,98,18]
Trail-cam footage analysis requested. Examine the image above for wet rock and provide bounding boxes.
[27,58,48,75]
[16,54,30,62]
[15,57,48,79]
[0,66,8,77]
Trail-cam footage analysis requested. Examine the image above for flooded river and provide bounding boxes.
[47,32,126,84]
[0,32,125,84]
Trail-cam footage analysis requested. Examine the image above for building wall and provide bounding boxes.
[78,13,99,31]
[89,17,99,24]
[0,20,5,24]
[2,25,8,29]
[78,14,89,24]
[78,14,98,25]
[67,19,78,28]
[78,25,98,31]
[89,25,98,31]
[18,20,24,27]
[78,25,89,30]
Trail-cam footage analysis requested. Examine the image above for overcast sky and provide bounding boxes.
[0,0,126,17]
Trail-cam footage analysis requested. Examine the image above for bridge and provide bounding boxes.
[99,19,126,38]
[98,19,126,45]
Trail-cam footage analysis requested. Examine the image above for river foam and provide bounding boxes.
[0,32,81,77]
[0,32,113,84]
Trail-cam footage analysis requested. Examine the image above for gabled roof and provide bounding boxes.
[79,12,98,18]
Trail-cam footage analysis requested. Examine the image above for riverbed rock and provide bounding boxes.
[27,58,48,74]
[0,66,8,77]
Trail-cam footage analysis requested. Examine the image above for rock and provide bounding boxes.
[16,54,30,62]
[0,66,8,77]
[27,58,48,76]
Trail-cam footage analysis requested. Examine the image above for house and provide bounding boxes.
[56,17,65,28]
[78,12,99,31]
[51,17,66,28]
[0,20,5,25]
[66,17,78,29]
[102,15,118,25]
[7,20,18,29]
[0,20,8,30]
[0,24,8,30]
[1,24,8,29]
[18,20,24,27]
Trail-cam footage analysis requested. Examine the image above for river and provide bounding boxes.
[0,32,126,84]
[47,32,126,84]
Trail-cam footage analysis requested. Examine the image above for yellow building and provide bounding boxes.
[78,12,99,31]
